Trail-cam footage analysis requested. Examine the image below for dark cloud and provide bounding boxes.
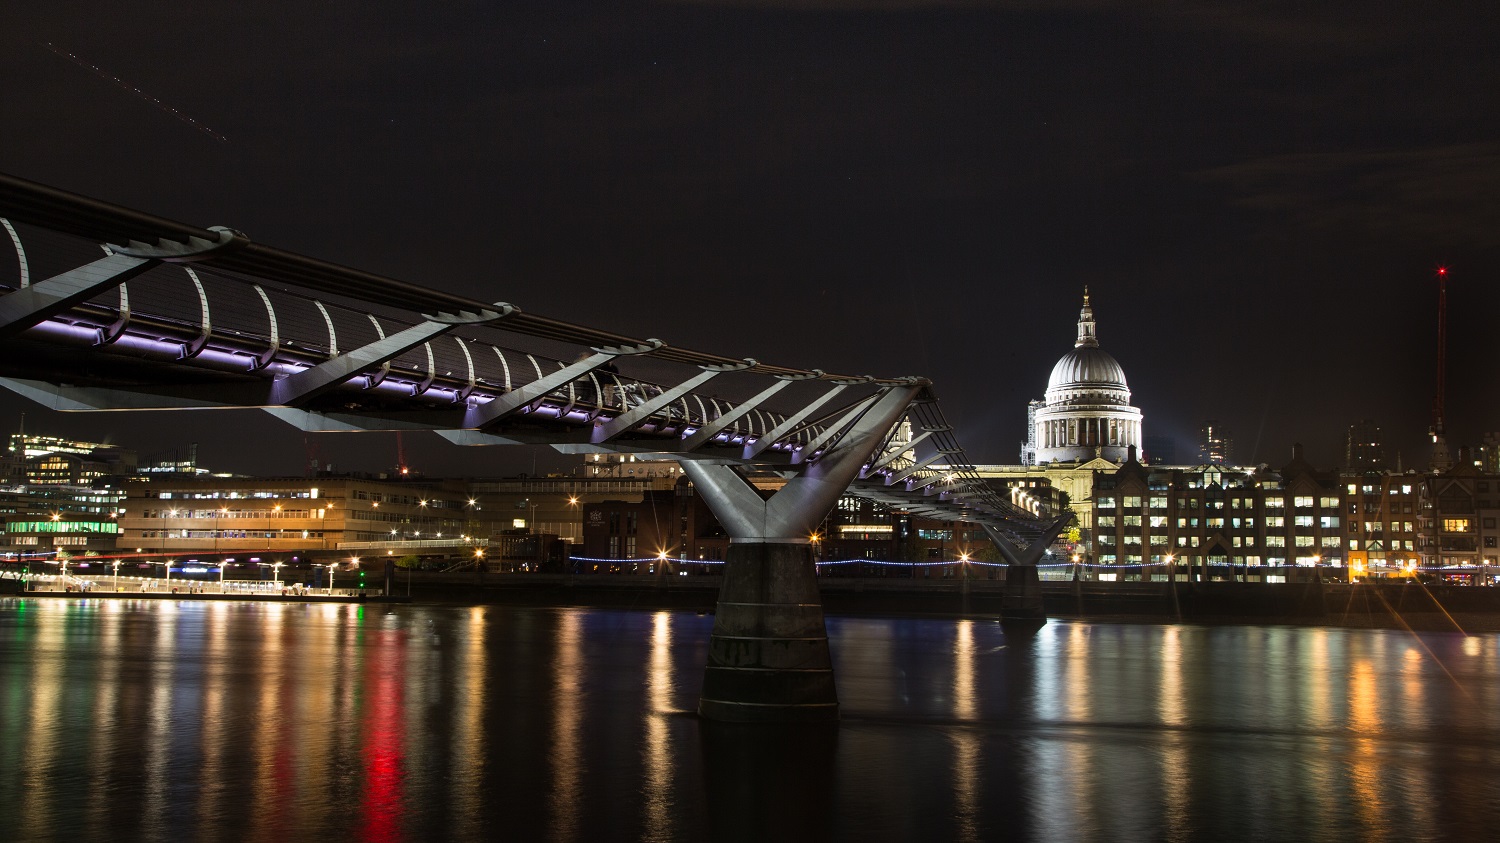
[1,1,1497,473]
[1200,144,1500,245]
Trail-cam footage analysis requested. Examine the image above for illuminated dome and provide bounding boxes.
[1021,288,1143,465]
[1047,347,1129,394]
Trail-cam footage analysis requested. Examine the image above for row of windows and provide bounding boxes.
[138,529,326,540]
[1354,521,1416,533]
[1097,495,1339,511]
[140,508,325,520]
[1094,554,1319,566]
[1350,539,1417,551]
[7,521,118,534]
[1096,515,1343,529]
[1099,534,1349,549]
[158,490,322,500]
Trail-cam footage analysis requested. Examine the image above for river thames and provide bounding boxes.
[2,598,1498,842]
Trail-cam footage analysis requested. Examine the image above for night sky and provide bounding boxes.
[3,2,1497,476]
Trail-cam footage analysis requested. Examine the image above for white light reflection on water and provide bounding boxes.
[642,610,676,842]
[550,609,584,843]
[949,620,980,843]
[84,600,123,838]
[3,601,1500,842]
[144,601,179,837]
[450,605,487,835]
[199,597,234,834]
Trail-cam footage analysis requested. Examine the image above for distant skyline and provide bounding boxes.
[2,2,1497,474]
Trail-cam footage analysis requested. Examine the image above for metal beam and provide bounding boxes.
[982,514,1073,567]
[744,384,851,459]
[762,384,924,539]
[0,254,155,338]
[271,320,460,406]
[464,340,661,429]
[679,372,818,452]
[865,429,937,475]
[886,451,946,484]
[591,359,752,443]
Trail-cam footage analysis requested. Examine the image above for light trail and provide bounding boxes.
[43,42,228,143]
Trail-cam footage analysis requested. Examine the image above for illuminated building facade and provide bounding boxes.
[1342,472,1421,572]
[1415,455,1500,577]
[1021,289,1143,466]
[7,434,136,485]
[1198,420,1232,465]
[1091,445,1344,571]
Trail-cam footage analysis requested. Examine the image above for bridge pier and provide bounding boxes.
[683,383,924,723]
[983,516,1072,628]
[1001,562,1047,627]
[698,540,837,722]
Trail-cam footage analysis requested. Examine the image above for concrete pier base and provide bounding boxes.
[698,541,839,723]
[1001,563,1048,628]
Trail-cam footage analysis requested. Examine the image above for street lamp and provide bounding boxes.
[112,558,120,592]
[320,501,333,551]
[164,508,178,560]
[271,560,284,590]
[215,506,228,559]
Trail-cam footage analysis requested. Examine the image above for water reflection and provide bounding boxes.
[949,620,980,843]
[550,609,584,843]
[2,601,1500,841]
[642,611,675,842]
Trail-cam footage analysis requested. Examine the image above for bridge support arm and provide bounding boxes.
[683,383,924,723]
[0,254,155,338]
[864,428,938,475]
[743,383,849,459]
[465,340,660,428]
[885,450,947,485]
[271,320,457,405]
[679,374,810,451]
[591,359,752,443]
[982,514,1074,627]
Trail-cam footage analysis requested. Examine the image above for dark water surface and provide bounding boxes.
[2,598,1498,842]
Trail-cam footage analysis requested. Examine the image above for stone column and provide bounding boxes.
[698,540,835,722]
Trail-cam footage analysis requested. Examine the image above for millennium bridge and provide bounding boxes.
[0,172,1066,721]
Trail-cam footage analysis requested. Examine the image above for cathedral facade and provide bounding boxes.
[1020,290,1143,465]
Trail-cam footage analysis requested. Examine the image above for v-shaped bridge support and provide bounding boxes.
[982,514,1073,627]
[679,382,923,722]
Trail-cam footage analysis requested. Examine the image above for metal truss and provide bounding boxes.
[0,171,1052,536]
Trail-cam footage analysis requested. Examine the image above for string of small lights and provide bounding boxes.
[565,555,1496,574]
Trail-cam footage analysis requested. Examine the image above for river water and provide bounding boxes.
[2,598,1498,842]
